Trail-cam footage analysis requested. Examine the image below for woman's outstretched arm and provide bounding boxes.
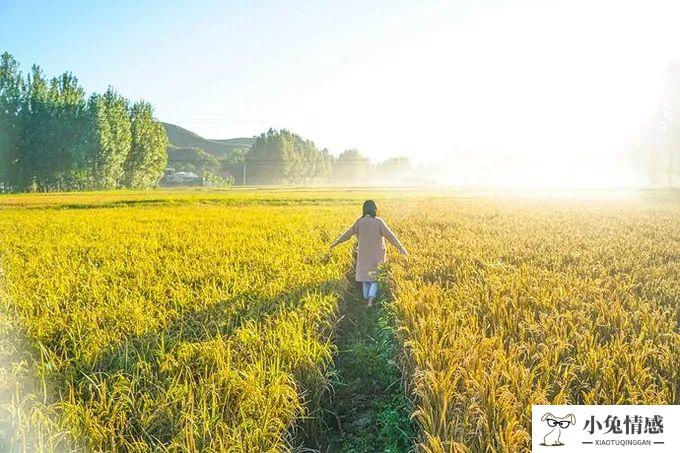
[379,219,408,255]
[330,221,357,248]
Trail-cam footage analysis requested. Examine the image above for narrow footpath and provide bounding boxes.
[312,287,414,452]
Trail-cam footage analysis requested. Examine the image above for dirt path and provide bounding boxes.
[310,285,414,452]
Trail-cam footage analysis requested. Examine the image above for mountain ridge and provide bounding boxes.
[161,122,254,159]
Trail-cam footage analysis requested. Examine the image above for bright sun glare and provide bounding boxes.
[282,0,679,189]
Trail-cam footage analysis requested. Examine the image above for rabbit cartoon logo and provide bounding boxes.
[540,412,576,446]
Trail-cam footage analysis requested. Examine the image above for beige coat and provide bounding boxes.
[331,216,407,282]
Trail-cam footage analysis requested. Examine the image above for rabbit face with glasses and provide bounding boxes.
[540,412,576,446]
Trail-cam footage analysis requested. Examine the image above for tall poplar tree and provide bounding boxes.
[0,52,24,191]
[123,101,168,188]
[88,88,131,189]
[18,65,50,190]
[46,72,89,190]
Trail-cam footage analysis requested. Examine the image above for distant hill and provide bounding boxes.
[162,122,254,160]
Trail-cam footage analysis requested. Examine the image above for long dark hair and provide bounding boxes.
[362,200,377,217]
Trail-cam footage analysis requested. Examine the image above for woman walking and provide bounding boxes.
[330,200,407,307]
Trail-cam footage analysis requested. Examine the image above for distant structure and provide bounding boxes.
[160,169,201,187]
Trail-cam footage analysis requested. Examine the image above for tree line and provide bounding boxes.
[0,52,168,193]
[243,129,413,185]
[632,60,680,186]
[0,50,413,191]
[244,128,332,184]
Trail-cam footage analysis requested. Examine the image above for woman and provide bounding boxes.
[330,200,407,307]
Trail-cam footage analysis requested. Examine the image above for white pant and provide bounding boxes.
[362,281,378,299]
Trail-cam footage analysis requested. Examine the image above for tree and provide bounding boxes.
[376,156,412,180]
[88,88,131,189]
[642,60,680,186]
[123,101,168,188]
[334,149,371,182]
[15,67,90,191]
[0,52,24,191]
[18,65,52,190]
[246,128,331,184]
[658,60,680,186]
[315,148,332,180]
[246,128,287,184]
[46,72,90,190]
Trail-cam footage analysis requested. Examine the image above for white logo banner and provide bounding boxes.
[532,405,680,452]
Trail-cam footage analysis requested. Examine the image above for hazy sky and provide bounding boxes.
[2,0,679,186]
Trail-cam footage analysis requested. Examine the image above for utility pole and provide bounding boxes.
[242,161,247,186]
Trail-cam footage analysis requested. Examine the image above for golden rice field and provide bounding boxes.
[0,189,678,452]
[386,197,680,452]
[0,192,359,451]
